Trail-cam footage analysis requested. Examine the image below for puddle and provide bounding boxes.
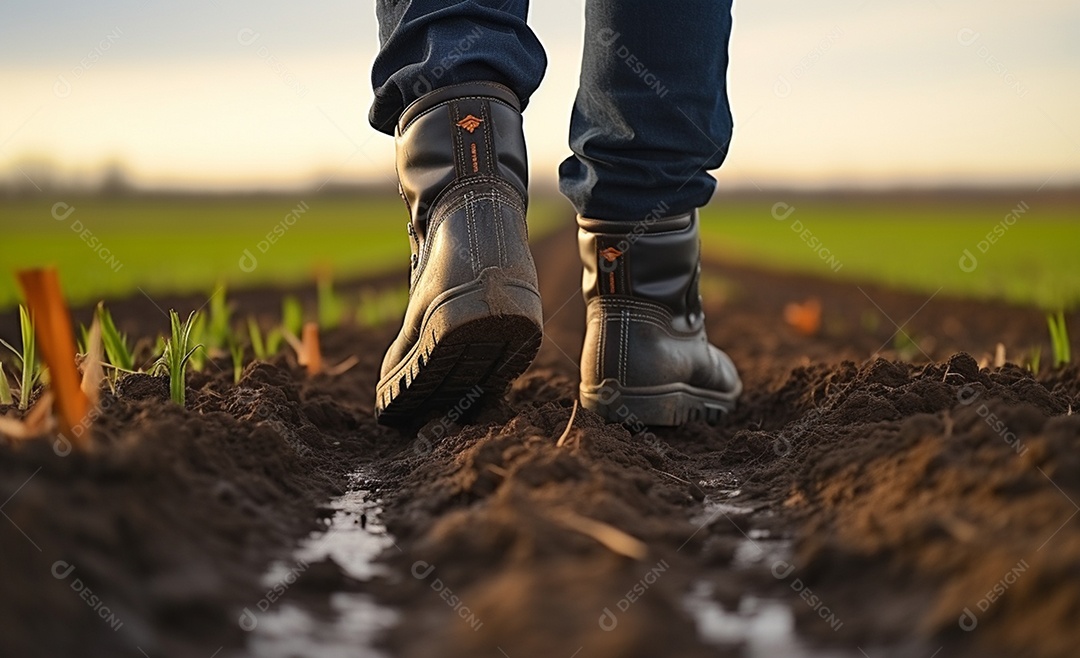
[690,489,752,526]
[239,471,400,658]
[683,583,855,657]
[684,494,857,657]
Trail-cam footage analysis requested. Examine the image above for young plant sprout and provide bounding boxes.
[1047,311,1071,368]
[317,272,345,329]
[247,317,282,362]
[97,302,135,373]
[153,310,203,407]
[0,363,13,406]
[282,295,303,338]
[229,339,244,385]
[0,305,42,410]
[1027,345,1042,375]
[187,312,207,372]
[248,317,267,361]
[15,268,91,447]
[207,284,233,355]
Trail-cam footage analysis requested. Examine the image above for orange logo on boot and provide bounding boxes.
[456,115,484,133]
[599,247,623,262]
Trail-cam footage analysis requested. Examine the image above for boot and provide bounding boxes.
[375,82,543,425]
[577,210,741,426]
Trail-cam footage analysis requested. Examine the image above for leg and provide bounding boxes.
[371,2,547,424]
[559,0,734,219]
[568,0,742,426]
[370,0,547,133]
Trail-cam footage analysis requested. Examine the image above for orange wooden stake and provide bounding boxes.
[16,268,91,448]
[783,297,823,337]
[298,322,322,376]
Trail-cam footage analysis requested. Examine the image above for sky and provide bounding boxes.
[1,0,1078,190]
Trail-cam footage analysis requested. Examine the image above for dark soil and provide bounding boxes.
[1,226,1078,658]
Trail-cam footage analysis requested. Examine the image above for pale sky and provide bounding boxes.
[1,0,1078,190]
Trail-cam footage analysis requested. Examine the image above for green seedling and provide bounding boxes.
[1047,311,1071,368]
[248,316,284,362]
[97,303,135,373]
[0,363,13,405]
[266,328,283,357]
[187,312,207,372]
[0,305,43,410]
[248,317,267,361]
[153,310,202,407]
[357,286,409,328]
[1027,345,1042,376]
[282,295,303,338]
[229,339,244,385]
[207,284,233,355]
[892,330,921,362]
[317,273,345,329]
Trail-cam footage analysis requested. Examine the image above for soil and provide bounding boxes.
[1,225,1078,658]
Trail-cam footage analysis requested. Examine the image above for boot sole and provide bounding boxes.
[579,378,739,427]
[376,267,543,426]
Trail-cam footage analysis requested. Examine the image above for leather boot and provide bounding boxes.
[577,210,741,426]
[376,82,543,425]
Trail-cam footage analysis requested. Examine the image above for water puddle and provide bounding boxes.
[683,494,858,657]
[238,471,400,658]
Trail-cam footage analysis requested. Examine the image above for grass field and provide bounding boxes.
[0,192,568,309]
[2,189,1076,311]
[699,191,1080,310]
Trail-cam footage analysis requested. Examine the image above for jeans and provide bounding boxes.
[371,0,734,221]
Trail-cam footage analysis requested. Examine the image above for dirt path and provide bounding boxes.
[1,225,1078,658]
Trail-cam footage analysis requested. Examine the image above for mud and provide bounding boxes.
[1,226,1077,658]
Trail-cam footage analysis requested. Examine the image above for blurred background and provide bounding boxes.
[2,0,1078,311]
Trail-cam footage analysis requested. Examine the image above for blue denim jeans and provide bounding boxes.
[371,0,733,221]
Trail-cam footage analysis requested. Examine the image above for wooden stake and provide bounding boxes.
[16,268,90,448]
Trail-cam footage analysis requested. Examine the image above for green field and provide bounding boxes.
[2,190,1076,311]
[0,193,568,309]
[699,193,1080,310]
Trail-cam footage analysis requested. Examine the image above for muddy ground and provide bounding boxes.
[1,226,1078,658]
